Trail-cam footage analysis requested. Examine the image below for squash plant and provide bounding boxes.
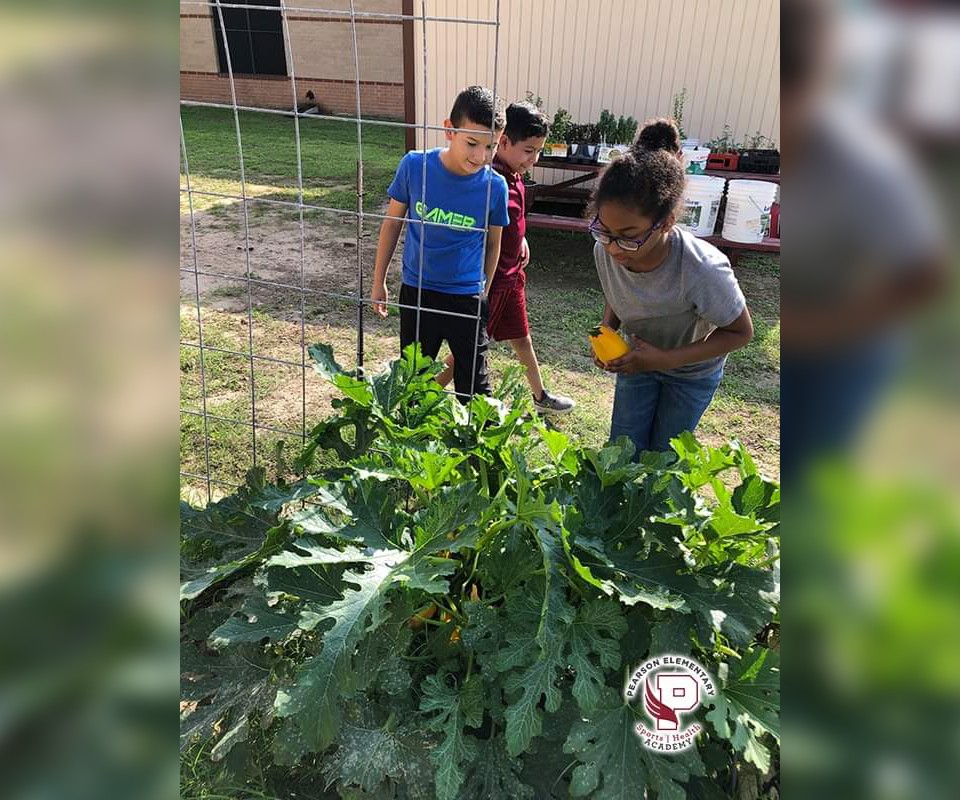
[181,345,780,799]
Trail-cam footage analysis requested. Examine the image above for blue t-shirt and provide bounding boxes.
[387,148,509,294]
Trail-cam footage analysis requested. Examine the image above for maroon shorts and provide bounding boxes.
[487,271,529,342]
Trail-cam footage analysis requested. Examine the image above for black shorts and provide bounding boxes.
[399,283,491,400]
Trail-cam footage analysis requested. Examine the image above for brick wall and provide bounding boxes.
[180,72,405,119]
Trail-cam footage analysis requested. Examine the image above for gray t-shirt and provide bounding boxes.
[593,228,746,377]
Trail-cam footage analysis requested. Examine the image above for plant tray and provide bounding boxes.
[707,153,740,171]
[736,149,780,174]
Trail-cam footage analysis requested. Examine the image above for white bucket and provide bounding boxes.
[677,175,726,236]
[722,179,778,243]
[681,146,710,174]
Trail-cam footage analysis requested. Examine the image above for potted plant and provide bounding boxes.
[736,131,780,174]
[576,123,600,164]
[543,107,571,159]
[706,124,741,171]
[598,111,636,164]
[565,123,585,161]
[596,109,616,144]
[616,114,638,146]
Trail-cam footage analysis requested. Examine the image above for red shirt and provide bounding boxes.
[490,157,525,289]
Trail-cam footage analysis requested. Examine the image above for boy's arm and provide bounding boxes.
[520,236,530,268]
[483,225,503,297]
[372,198,408,318]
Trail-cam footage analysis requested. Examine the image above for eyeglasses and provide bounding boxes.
[588,215,663,252]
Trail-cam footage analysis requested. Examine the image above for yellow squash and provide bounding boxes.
[588,324,630,363]
[408,602,437,629]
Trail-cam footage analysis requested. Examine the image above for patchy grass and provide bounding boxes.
[180,106,405,215]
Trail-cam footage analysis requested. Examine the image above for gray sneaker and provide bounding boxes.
[533,389,575,415]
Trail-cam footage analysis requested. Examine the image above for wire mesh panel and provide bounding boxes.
[180,0,502,503]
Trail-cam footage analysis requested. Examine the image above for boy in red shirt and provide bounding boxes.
[440,102,575,413]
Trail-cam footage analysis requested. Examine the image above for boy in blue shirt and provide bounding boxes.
[372,85,509,400]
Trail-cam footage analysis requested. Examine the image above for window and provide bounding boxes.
[211,0,287,77]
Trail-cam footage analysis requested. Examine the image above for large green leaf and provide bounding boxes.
[597,548,691,612]
[695,562,779,648]
[566,600,627,712]
[599,551,775,647]
[584,438,644,488]
[180,642,276,761]
[266,537,367,570]
[274,551,398,751]
[502,636,566,757]
[477,524,539,596]
[180,520,289,601]
[291,477,399,550]
[249,479,320,512]
[498,518,576,755]
[563,691,704,800]
[410,481,484,553]
[320,703,437,799]
[649,615,695,656]
[308,343,371,405]
[705,648,780,771]
[265,562,347,606]
[180,471,291,601]
[208,595,299,647]
[420,673,485,800]
[321,719,406,793]
[370,342,441,415]
[457,739,534,800]
[353,614,413,696]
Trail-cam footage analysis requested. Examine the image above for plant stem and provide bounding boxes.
[463,550,480,592]
[478,457,490,496]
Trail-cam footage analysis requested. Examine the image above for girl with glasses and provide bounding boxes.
[590,119,754,458]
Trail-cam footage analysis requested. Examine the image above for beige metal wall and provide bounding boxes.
[414,0,780,155]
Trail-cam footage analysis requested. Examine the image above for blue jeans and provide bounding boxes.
[610,366,724,457]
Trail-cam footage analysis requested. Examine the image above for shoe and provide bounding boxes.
[533,389,575,414]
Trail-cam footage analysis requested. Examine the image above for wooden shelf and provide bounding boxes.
[535,159,779,184]
[703,169,780,183]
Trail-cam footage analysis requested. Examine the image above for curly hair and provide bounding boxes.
[633,117,681,154]
[591,150,685,223]
[590,116,685,222]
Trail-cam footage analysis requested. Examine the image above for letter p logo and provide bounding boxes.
[645,673,699,731]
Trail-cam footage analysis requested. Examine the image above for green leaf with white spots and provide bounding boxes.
[565,600,627,712]
[563,690,704,800]
[208,595,299,646]
[420,673,485,800]
[274,552,398,751]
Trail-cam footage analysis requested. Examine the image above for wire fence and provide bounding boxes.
[180,0,505,504]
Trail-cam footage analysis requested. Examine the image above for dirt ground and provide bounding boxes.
[180,202,380,315]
